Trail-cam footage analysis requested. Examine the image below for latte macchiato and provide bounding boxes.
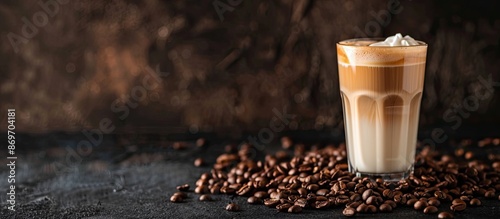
[337,34,427,180]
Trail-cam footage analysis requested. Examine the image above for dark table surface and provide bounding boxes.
[1,132,500,218]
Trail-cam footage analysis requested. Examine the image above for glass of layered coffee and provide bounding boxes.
[336,34,427,181]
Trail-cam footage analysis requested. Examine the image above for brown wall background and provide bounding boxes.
[0,0,499,135]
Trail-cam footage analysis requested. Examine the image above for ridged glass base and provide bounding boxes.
[348,162,413,182]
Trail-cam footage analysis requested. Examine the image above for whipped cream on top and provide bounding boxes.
[370,33,419,46]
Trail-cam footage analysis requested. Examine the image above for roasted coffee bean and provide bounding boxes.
[406,198,418,206]
[316,189,329,196]
[176,184,190,191]
[343,207,356,217]
[347,201,361,209]
[297,188,307,197]
[362,189,373,201]
[414,200,427,210]
[253,191,268,198]
[382,189,394,199]
[173,192,187,198]
[356,203,368,213]
[379,203,392,213]
[264,198,280,207]
[428,198,441,207]
[384,200,397,209]
[226,203,240,212]
[247,196,262,204]
[288,205,302,213]
[276,203,292,212]
[484,190,496,198]
[470,198,481,206]
[450,203,466,212]
[194,158,204,167]
[195,185,209,194]
[236,184,252,196]
[199,194,212,201]
[170,195,183,203]
[438,211,454,218]
[367,205,377,213]
[459,195,470,202]
[452,199,465,205]
[313,200,330,209]
[434,191,446,199]
[294,198,307,208]
[350,194,361,202]
[423,206,438,214]
[366,196,378,205]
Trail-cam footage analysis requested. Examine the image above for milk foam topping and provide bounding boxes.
[370,33,419,46]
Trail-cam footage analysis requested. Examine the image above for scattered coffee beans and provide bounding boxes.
[171,137,500,216]
[343,207,356,217]
[438,211,454,218]
[423,206,438,214]
[226,203,240,211]
[288,205,303,213]
[194,158,204,167]
[176,184,190,191]
[247,196,262,204]
[199,194,212,201]
[470,198,482,206]
[170,194,183,203]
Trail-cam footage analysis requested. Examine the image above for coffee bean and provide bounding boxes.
[450,203,466,212]
[194,158,204,167]
[288,205,302,213]
[236,184,252,196]
[434,191,446,199]
[384,200,397,209]
[195,138,206,147]
[485,190,496,198]
[199,194,212,201]
[313,200,330,209]
[438,211,454,218]
[316,189,329,196]
[347,201,361,209]
[294,198,307,208]
[382,189,394,199]
[195,185,208,194]
[356,203,368,213]
[264,198,280,207]
[367,205,377,213]
[459,195,470,202]
[414,200,427,210]
[406,198,418,206]
[452,199,465,205]
[254,191,268,199]
[465,151,474,160]
[343,207,356,217]
[366,196,378,205]
[176,184,190,191]
[226,203,240,212]
[173,192,187,198]
[170,195,183,203]
[350,194,361,202]
[470,198,481,206]
[247,196,262,204]
[423,206,438,214]
[428,198,441,207]
[276,203,292,212]
[379,203,392,213]
[362,189,373,201]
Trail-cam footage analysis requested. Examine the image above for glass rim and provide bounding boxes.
[337,38,427,47]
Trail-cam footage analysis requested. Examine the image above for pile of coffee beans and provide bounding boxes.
[171,137,500,217]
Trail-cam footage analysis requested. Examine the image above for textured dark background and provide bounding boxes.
[0,0,499,135]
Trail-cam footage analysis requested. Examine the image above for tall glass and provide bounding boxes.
[336,38,427,181]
